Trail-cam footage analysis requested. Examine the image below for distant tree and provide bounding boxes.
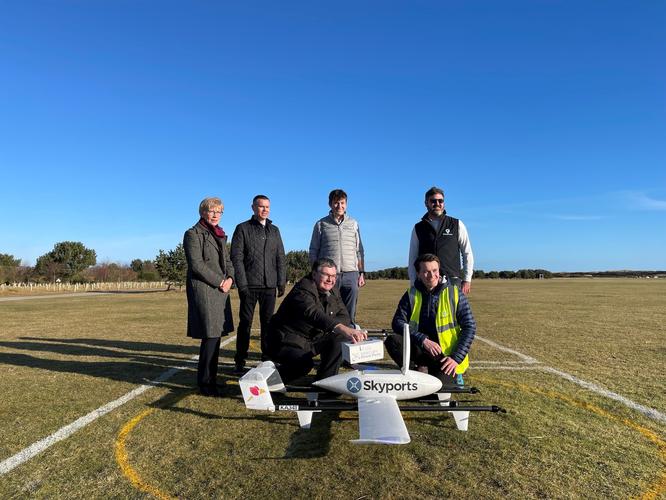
[516,269,533,279]
[499,270,516,279]
[15,266,36,283]
[388,267,408,279]
[130,259,144,273]
[487,271,500,279]
[138,261,159,281]
[286,250,310,283]
[155,244,187,290]
[0,253,21,267]
[129,258,160,281]
[535,269,553,279]
[472,269,486,279]
[365,267,408,280]
[0,253,22,283]
[83,262,137,283]
[34,241,96,282]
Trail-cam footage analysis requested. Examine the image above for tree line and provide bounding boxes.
[364,268,554,280]
[5,242,660,286]
[1,243,162,284]
[0,243,316,287]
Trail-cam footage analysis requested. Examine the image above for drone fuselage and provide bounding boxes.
[313,369,442,400]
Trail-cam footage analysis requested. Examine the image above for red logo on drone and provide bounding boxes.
[250,386,263,396]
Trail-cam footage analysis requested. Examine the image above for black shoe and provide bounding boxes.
[199,385,220,397]
[232,363,246,375]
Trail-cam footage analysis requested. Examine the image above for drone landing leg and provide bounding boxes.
[437,393,470,431]
[296,392,319,429]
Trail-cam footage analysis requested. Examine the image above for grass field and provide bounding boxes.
[0,279,664,499]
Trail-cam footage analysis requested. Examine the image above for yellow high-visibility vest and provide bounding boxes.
[408,285,469,374]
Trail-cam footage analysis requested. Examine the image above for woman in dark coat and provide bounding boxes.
[184,197,235,396]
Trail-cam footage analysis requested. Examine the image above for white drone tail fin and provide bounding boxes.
[239,361,285,411]
[436,392,470,431]
[402,322,411,375]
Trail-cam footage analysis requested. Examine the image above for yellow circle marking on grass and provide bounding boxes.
[115,408,176,500]
[475,376,666,500]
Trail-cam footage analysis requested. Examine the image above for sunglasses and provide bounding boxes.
[429,198,444,205]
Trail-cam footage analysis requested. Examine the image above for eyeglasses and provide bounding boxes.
[206,210,223,215]
[317,270,337,280]
[429,198,444,205]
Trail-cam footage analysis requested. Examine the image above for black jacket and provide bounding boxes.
[267,275,351,352]
[414,213,462,281]
[230,217,286,289]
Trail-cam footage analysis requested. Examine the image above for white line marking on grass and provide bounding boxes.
[475,335,538,363]
[473,366,544,371]
[0,336,237,476]
[474,335,666,424]
[539,366,666,424]
[473,360,541,365]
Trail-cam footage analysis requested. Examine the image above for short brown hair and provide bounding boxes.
[414,253,440,272]
[328,189,347,205]
[252,194,269,205]
[424,186,444,201]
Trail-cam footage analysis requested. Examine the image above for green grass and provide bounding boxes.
[0,280,664,498]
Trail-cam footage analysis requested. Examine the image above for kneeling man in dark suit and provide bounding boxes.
[267,258,367,383]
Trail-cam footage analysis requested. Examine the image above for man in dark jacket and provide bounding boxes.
[231,195,286,373]
[387,253,476,385]
[267,258,367,383]
[408,186,474,295]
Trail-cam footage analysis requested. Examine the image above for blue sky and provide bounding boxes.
[1,1,664,272]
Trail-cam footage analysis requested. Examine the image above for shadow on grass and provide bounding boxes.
[18,337,198,355]
[282,409,340,459]
[0,351,198,385]
[147,387,225,420]
[0,337,199,385]
[219,347,263,363]
[210,372,339,459]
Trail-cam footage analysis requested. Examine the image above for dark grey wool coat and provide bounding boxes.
[184,222,235,339]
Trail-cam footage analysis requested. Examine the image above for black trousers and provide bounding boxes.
[385,333,459,386]
[198,337,221,388]
[273,332,347,384]
[235,287,276,365]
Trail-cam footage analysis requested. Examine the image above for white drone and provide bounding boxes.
[240,324,504,444]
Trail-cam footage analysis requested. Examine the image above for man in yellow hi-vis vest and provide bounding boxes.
[386,253,476,385]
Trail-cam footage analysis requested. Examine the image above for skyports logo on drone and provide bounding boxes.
[347,377,362,393]
[347,377,418,394]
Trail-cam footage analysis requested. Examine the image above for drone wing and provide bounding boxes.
[352,396,410,445]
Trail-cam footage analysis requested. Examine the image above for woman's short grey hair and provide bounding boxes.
[199,197,223,216]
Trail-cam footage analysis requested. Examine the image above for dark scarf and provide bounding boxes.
[199,218,226,239]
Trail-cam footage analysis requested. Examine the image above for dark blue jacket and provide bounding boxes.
[391,279,476,363]
[231,217,286,289]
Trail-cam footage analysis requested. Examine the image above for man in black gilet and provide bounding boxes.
[408,186,474,294]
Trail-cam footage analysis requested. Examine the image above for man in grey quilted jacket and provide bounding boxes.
[309,189,365,323]
[231,194,286,373]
